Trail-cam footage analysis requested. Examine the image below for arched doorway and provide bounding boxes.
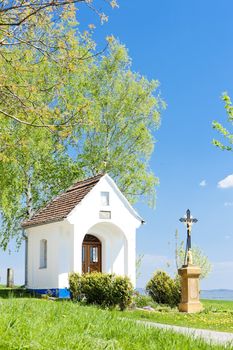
[85,222,129,277]
[82,234,102,273]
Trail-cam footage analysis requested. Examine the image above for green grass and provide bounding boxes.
[203,299,233,311]
[0,286,29,298]
[0,298,230,350]
[120,299,233,333]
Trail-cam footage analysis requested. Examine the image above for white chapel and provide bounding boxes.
[22,174,144,297]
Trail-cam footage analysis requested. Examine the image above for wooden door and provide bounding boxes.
[82,235,101,273]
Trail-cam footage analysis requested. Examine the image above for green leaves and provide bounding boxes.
[75,40,163,206]
[69,272,133,310]
[212,93,233,151]
[0,31,164,249]
[0,122,84,249]
[146,270,181,307]
[176,243,212,280]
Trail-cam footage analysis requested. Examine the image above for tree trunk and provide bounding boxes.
[26,176,33,219]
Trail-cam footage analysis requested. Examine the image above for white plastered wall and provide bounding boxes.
[26,220,73,290]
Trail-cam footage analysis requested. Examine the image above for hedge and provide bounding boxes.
[69,272,133,310]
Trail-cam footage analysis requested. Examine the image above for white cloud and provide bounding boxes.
[199,180,207,187]
[218,174,233,189]
[224,202,233,207]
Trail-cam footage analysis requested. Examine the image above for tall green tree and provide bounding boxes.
[0,0,165,251]
[0,36,164,249]
[0,12,98,248]
[75,42,164,205]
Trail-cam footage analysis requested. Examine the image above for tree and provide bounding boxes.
[175,230,212,279]
[0,38,164,249]
[0,1,117,128]
[212,93,233,151]
[0,15,99,248]
[0,9,98,130]
[75,41,164,205]
[0,124,83,249]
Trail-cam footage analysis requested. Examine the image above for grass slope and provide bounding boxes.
[121,299,233,333]
[0,298,230,350]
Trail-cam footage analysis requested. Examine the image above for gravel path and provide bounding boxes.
[135,319,233,347]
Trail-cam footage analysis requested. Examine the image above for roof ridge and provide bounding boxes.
[66,174,104,193]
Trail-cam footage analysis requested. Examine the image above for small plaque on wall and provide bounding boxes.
[99,211,111,219]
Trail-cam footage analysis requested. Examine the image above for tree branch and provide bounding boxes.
[0,102,89,129]
[0,1,86,26]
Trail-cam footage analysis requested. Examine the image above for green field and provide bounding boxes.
[121,299,233,333]
[0,298,231,350]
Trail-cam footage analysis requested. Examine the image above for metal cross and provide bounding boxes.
[179,209,198,265]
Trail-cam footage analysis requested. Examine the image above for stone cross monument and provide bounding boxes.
[179,209,198,265]
[178,209,203,313]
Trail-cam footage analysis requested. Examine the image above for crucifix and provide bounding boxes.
[179,209,198,265]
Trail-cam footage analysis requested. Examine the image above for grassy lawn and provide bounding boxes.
[0,286,29,298]
[0,298,230,350]
[120,299,233,333]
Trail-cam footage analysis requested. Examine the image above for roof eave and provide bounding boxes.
[22,218,65,230]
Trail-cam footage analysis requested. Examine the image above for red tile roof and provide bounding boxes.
[22,174,104,228]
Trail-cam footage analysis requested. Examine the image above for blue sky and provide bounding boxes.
[1,1,233,290]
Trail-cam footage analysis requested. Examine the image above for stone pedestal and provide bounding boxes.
[178,265,203,313]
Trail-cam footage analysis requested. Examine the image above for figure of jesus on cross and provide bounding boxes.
[179,209,198,266]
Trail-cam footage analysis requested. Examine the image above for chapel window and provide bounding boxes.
[40,239,47,269]
[82,246,85,263]
[100,192,109,206]
[90,247,98,263]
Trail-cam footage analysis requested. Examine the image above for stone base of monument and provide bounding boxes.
[178,265,203,313]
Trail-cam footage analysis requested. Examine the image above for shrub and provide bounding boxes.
[146,270,181,307]
[81,273,113,307]
[69,272,133,310]
[112,275,133,310]
[69,273,82,301]
[133,294,157,308]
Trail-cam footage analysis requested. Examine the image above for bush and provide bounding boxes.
[112,275,133,310]
[69,272,82,301]
[133,294,157,308]
[146,270,181,308]
[69,272,133,310]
